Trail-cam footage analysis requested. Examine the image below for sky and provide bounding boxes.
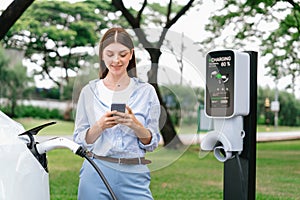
[1,0,299,98]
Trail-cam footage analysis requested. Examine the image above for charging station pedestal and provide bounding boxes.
[201,50,257,200]
[224,51,257,200]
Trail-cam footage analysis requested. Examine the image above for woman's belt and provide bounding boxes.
[87,152,151,165]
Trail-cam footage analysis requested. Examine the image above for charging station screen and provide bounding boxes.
[206,50,234,117]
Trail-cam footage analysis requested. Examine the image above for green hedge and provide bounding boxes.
[1,105,63,120]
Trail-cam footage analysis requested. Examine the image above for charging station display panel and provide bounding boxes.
[206,50,234,117]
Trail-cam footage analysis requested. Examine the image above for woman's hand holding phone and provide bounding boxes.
[109,104,152,144]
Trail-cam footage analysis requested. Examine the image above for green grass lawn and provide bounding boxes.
[178,123,300,134]
[14,118,74,135]
[14,118,300,137]
[13,118,300,199]
[45,141,300,200]
[16,118,200,135]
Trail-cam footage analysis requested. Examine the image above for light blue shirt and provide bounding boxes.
[73,77,161,158]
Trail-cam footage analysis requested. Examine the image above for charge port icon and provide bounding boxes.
[211,71,229,84]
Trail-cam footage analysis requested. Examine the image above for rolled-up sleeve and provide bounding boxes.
[138,88,161,152]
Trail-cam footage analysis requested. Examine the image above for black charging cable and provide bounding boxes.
[76,147,118,200]
[234,152,246,198]
[19,122,117,200]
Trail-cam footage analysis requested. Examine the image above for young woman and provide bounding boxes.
[73,27,161,200]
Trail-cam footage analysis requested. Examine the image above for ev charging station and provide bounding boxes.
[201,50,257,200]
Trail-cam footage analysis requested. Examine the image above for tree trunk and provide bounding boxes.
[110,0,193,148]
[148,49,183,148]
[10,96,17,118]
[151,82,184,148]
[0,0,35,40]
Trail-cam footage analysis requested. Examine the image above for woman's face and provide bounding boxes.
[102,42,133,77]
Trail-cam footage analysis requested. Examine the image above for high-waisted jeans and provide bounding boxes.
[78,158,153,200]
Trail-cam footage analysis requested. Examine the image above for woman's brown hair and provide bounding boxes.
[98,27,137,79]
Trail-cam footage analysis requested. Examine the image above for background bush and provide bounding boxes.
[1,105,63,120]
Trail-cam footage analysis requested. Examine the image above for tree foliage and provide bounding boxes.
[0,47,33,117]
[257,86,300,126]
[200,0,300,96]
[2,0,118,99]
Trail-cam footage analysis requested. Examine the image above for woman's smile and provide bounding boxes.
[102,42,133,77]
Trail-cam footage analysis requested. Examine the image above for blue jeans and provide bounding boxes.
[78,158,153,200]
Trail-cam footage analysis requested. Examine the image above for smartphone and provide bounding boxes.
[111,103,126,113]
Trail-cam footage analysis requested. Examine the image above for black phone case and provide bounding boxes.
[111,103,126,113]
